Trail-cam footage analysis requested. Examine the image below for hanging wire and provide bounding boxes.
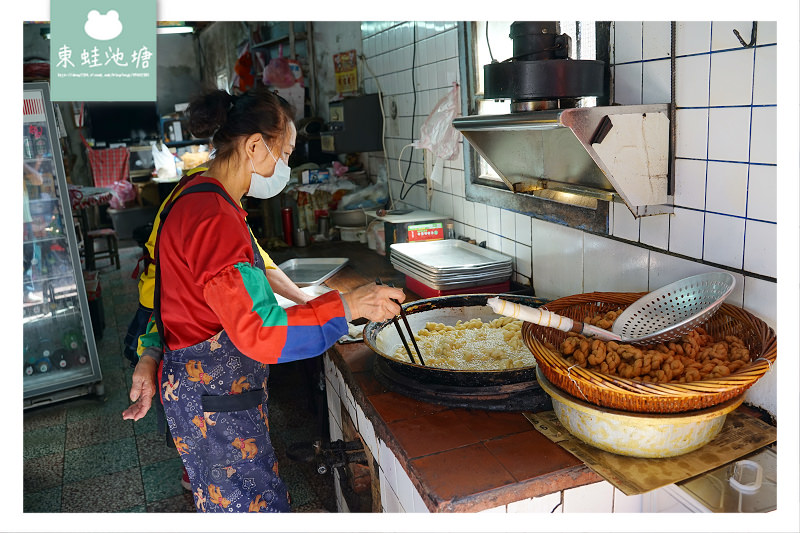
[399,22,426,202]
[486,21,496,63]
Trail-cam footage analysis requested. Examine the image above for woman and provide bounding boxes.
[123,88,404,512]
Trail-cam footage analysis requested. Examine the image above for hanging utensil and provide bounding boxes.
[488,272,736,345]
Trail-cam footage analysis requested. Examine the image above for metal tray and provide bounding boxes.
[390,240,513,273]
[393,262,511,290]
[276,258,349,287]
[391,254,512,279]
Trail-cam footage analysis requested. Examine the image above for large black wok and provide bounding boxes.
[363,294,552,411]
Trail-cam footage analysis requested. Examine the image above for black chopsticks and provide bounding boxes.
[376,278,425,366]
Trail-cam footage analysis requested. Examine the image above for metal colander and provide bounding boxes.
[610,272,736,344]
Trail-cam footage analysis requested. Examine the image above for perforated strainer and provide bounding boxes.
[487,272,736,345]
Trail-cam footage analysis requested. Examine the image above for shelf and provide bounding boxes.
[251,32,307,49]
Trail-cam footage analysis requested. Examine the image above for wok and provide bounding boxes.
[363,294,548,389]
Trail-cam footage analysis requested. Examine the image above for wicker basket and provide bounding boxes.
[522,292,777,413]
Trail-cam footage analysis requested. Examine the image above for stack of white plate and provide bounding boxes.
[390,240,513,290]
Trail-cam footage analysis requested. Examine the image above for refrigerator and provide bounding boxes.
[23,82,103,407]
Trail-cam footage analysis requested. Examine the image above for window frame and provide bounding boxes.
[457,21,612,234]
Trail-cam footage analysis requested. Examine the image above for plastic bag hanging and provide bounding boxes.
[415,82,461,184]
[264,44,296,89]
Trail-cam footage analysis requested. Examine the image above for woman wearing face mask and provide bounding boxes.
[125,88,404,513]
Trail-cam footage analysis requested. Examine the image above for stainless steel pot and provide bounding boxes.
[364,293,548,388]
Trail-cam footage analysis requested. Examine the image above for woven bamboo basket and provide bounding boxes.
[522,292,777,413]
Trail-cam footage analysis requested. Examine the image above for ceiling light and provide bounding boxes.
[157,25,193,35]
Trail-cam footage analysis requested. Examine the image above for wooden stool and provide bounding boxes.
[85,228,120,270]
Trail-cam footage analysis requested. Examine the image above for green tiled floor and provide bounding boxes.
[23,241,337,513]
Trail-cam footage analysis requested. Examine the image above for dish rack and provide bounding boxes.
[522,292,777,414]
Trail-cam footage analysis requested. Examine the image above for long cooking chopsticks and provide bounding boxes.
[376,278,425,366]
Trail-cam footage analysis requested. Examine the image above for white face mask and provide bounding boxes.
[246,139,291,199]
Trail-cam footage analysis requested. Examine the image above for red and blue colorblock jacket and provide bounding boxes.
[144,175,348,364]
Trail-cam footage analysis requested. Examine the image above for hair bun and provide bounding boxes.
[187,90,234,139]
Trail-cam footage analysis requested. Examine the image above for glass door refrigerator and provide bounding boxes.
[23,82,103,407]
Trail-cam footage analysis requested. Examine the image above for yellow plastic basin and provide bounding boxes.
[536,367,743,458]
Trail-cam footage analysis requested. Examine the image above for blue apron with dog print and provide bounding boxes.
[156,182,290,513]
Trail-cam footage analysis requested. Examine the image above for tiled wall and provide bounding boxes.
[355,21,777,415]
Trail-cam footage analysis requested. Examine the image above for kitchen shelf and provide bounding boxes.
[252,32,308,50]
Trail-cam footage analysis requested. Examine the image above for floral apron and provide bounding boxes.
[154,182,290,513]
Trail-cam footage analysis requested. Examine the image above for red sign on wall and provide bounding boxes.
[407,222,444,242]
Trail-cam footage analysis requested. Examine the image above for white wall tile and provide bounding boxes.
[703,213,745,268]
[462,224,476,241]
[707,107,751,162]
[675,108,708,159]
[381,482,405,513]
[612,201,640,241]
[613,489,643,513]
[749,106,777,164]
[462,200,475,226]
[613,63,642,105]
[474,228,488,246]
[711,21,755,51]
[642,59,671,104]
[486,205,501,234]
[452,195,464,224]
[746,164,777,222]
[394,462,420,513]
[743,276,777,329]
[378,439,397,495]
[668,208,704,259]
[756,21,777,45]
[584,235,649,293]
[705,161,748,216]
[486,232,502,253]
[614,21,643,64]
[562,481,615,513]
[674,158,707,210]
[531,219,584,299]
[676,21,711,56]
[501,237,515,264]
[515,212,532,245]
[744,220,777,277]
[500,209,516,240]
[752,45,777,105]
[515,243,532,277]
[675,54,710,108]
[642,21,671,60]
[709,48,755,106]
[648,251,720,290]
[507,493,562,513]
[640,213,670,250]
[473,201,488,231]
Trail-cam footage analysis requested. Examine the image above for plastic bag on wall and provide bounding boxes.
[264,45,296,89]
[415,82,461,184]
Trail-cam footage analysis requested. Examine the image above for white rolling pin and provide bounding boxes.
[486,297,620,341]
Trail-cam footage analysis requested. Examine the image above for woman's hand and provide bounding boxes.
[122,356,159,421]
[343,283,406,322]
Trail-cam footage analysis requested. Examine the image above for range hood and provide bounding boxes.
[454,21,672,217]
[453,104,672,217]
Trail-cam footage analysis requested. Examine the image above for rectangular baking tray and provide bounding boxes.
[390,240,513,273]
[391,255,511,282]
[392,262,511,290]
[276,258,349,287]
